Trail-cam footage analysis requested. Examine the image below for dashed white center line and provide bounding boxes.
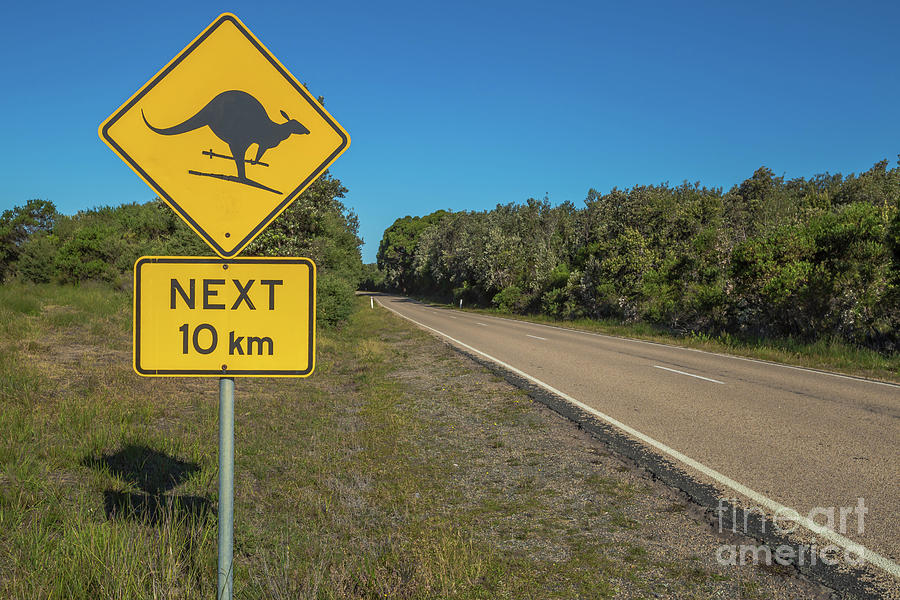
[476,322,488,326]
[447,315,457,319]
[526,334,547,340]
[653,365,724,384]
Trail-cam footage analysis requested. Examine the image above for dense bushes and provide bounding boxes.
[0,199,58,282]
[377,159,900,351]
[316,272,357,327]
[0,199,210,289]
[1,173,363,327]
[358,263,386,291]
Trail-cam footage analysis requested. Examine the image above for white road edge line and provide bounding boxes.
[377,297,900,579]
[453,307,900,389]
[526,334,547,340]
[654,365,724,384]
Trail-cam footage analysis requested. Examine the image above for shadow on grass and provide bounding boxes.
[101,490,210,524]
[83,444,211,524]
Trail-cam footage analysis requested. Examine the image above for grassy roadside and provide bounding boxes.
[0,283,836,598]
[414,298,900,384]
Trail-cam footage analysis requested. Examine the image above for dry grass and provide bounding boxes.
[0,283,840,598]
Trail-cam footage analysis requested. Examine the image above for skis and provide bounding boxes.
[187,170,281,194]
[188,149,280,194]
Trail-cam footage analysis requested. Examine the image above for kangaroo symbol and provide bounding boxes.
[142,90,310,194]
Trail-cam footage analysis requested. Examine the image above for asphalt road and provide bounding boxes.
[374,294,900,582]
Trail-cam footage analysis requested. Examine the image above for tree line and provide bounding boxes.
[377,159,900,351]
[0,173,364,327]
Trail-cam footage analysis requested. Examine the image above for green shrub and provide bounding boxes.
[54,225,122,285]
[16,233,59,283]
[317,273,356,328]
[0,199,57,282]
[541,285,579,319]
[492,285,523,312]
[359,263,385,291]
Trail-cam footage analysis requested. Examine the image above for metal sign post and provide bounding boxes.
[218,377,235,600]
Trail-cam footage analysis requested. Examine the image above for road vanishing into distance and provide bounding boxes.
[375,294,900,582]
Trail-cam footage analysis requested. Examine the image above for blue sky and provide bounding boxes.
[2,0,898,262]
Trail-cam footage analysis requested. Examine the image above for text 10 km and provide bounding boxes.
[178,323,274,356]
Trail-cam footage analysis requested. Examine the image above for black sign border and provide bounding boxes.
[101,14,349,258]
[134,256,316,377]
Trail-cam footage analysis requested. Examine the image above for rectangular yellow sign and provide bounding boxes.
[134,256,315,377]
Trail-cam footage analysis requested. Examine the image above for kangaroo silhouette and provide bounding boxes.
[141,90,310,181]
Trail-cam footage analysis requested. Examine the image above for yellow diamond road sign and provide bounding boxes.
[100,13,349,257]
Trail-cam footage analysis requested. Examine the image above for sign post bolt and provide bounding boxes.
[218,377,235,600]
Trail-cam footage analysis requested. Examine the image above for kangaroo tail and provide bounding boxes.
[142,107,208,136]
